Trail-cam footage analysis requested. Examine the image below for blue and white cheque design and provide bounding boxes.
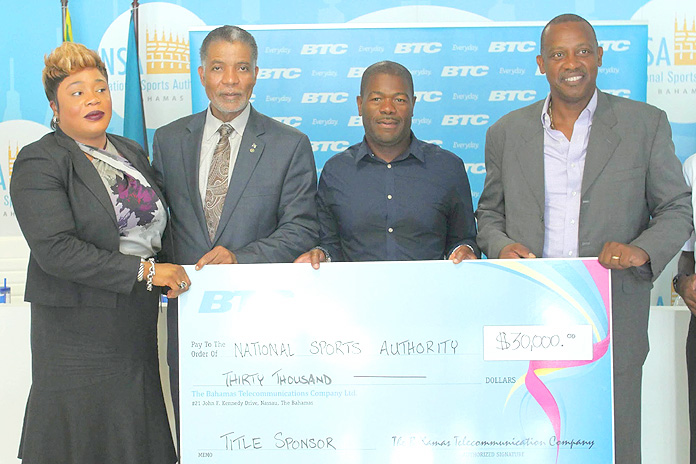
[179,259,613,463]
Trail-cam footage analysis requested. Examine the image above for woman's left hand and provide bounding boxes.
[151,263,191,298]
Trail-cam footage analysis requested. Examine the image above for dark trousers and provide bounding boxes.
[687,315,696,464]
[613,363,643,463]
[166,298,181,459]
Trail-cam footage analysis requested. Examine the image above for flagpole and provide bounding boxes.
[132,0,139,44]
[125,0,149,155]
[61,0,68,41]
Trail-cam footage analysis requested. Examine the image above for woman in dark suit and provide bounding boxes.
[10,42,189,463]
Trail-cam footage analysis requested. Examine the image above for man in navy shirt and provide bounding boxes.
[295,61,478,266]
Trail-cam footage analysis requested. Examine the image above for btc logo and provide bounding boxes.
[414,91,442,102]
[300,44,348,55]
[348,116,362,126]
[465,163,486,175]
[272,116,302,127]
[488,41,536,53]
[441,66,489,77]
[311,141,350,152]
[598,40,630,52]
[347,67,367,78]
[301,93,349,104]
[488,90,536,102]
[441,115,490,126]
[394,42,442,54]
[257,68,301,79]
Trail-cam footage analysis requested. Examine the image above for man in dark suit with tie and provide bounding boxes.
[152,25,318,440]
[476,14,692,462]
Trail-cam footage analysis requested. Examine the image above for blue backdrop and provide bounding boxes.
[0,0,694,235]
[190,23,647,203]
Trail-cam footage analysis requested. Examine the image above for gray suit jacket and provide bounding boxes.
[152,105,318,265]
[10,129,158,307]
[152,105,318,369]
[476,90,693,366]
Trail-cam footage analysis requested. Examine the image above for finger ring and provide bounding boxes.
[179,281,188,289]
[611,256,620,260]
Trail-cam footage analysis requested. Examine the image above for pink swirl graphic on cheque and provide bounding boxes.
[523,259,611,462]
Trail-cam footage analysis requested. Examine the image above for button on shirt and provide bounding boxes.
[197,104,250,208]
[316,135,478,261]
[541,90,597,258]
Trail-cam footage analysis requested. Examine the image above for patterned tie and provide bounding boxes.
[204,124,234,241]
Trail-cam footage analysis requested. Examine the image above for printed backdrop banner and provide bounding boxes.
[4,1,696,239]
[190,23,647,206]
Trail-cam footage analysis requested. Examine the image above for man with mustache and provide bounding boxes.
[476,14,692,462]
[295,60,478,266]
[151,25,318,442]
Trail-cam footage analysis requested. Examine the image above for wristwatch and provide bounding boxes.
[673,273,687,292]
[314,246,332,263]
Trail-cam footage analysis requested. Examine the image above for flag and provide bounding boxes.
[63,8,73,42]
[62,2,73,42]
[123,6,148,155]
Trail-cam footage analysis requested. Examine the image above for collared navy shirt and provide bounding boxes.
[317,135,479,261]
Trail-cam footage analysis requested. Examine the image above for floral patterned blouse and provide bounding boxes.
[79,138,166,259]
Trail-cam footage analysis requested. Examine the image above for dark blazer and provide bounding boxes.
[152,105,318,265]
[476,90,693,367]
[10,128,165,308]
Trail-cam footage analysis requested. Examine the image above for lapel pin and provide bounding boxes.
[250,143,257,153]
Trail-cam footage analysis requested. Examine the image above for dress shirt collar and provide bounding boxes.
[202,103,251,143]
[541,88,598,130]
[352,132,425,165]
